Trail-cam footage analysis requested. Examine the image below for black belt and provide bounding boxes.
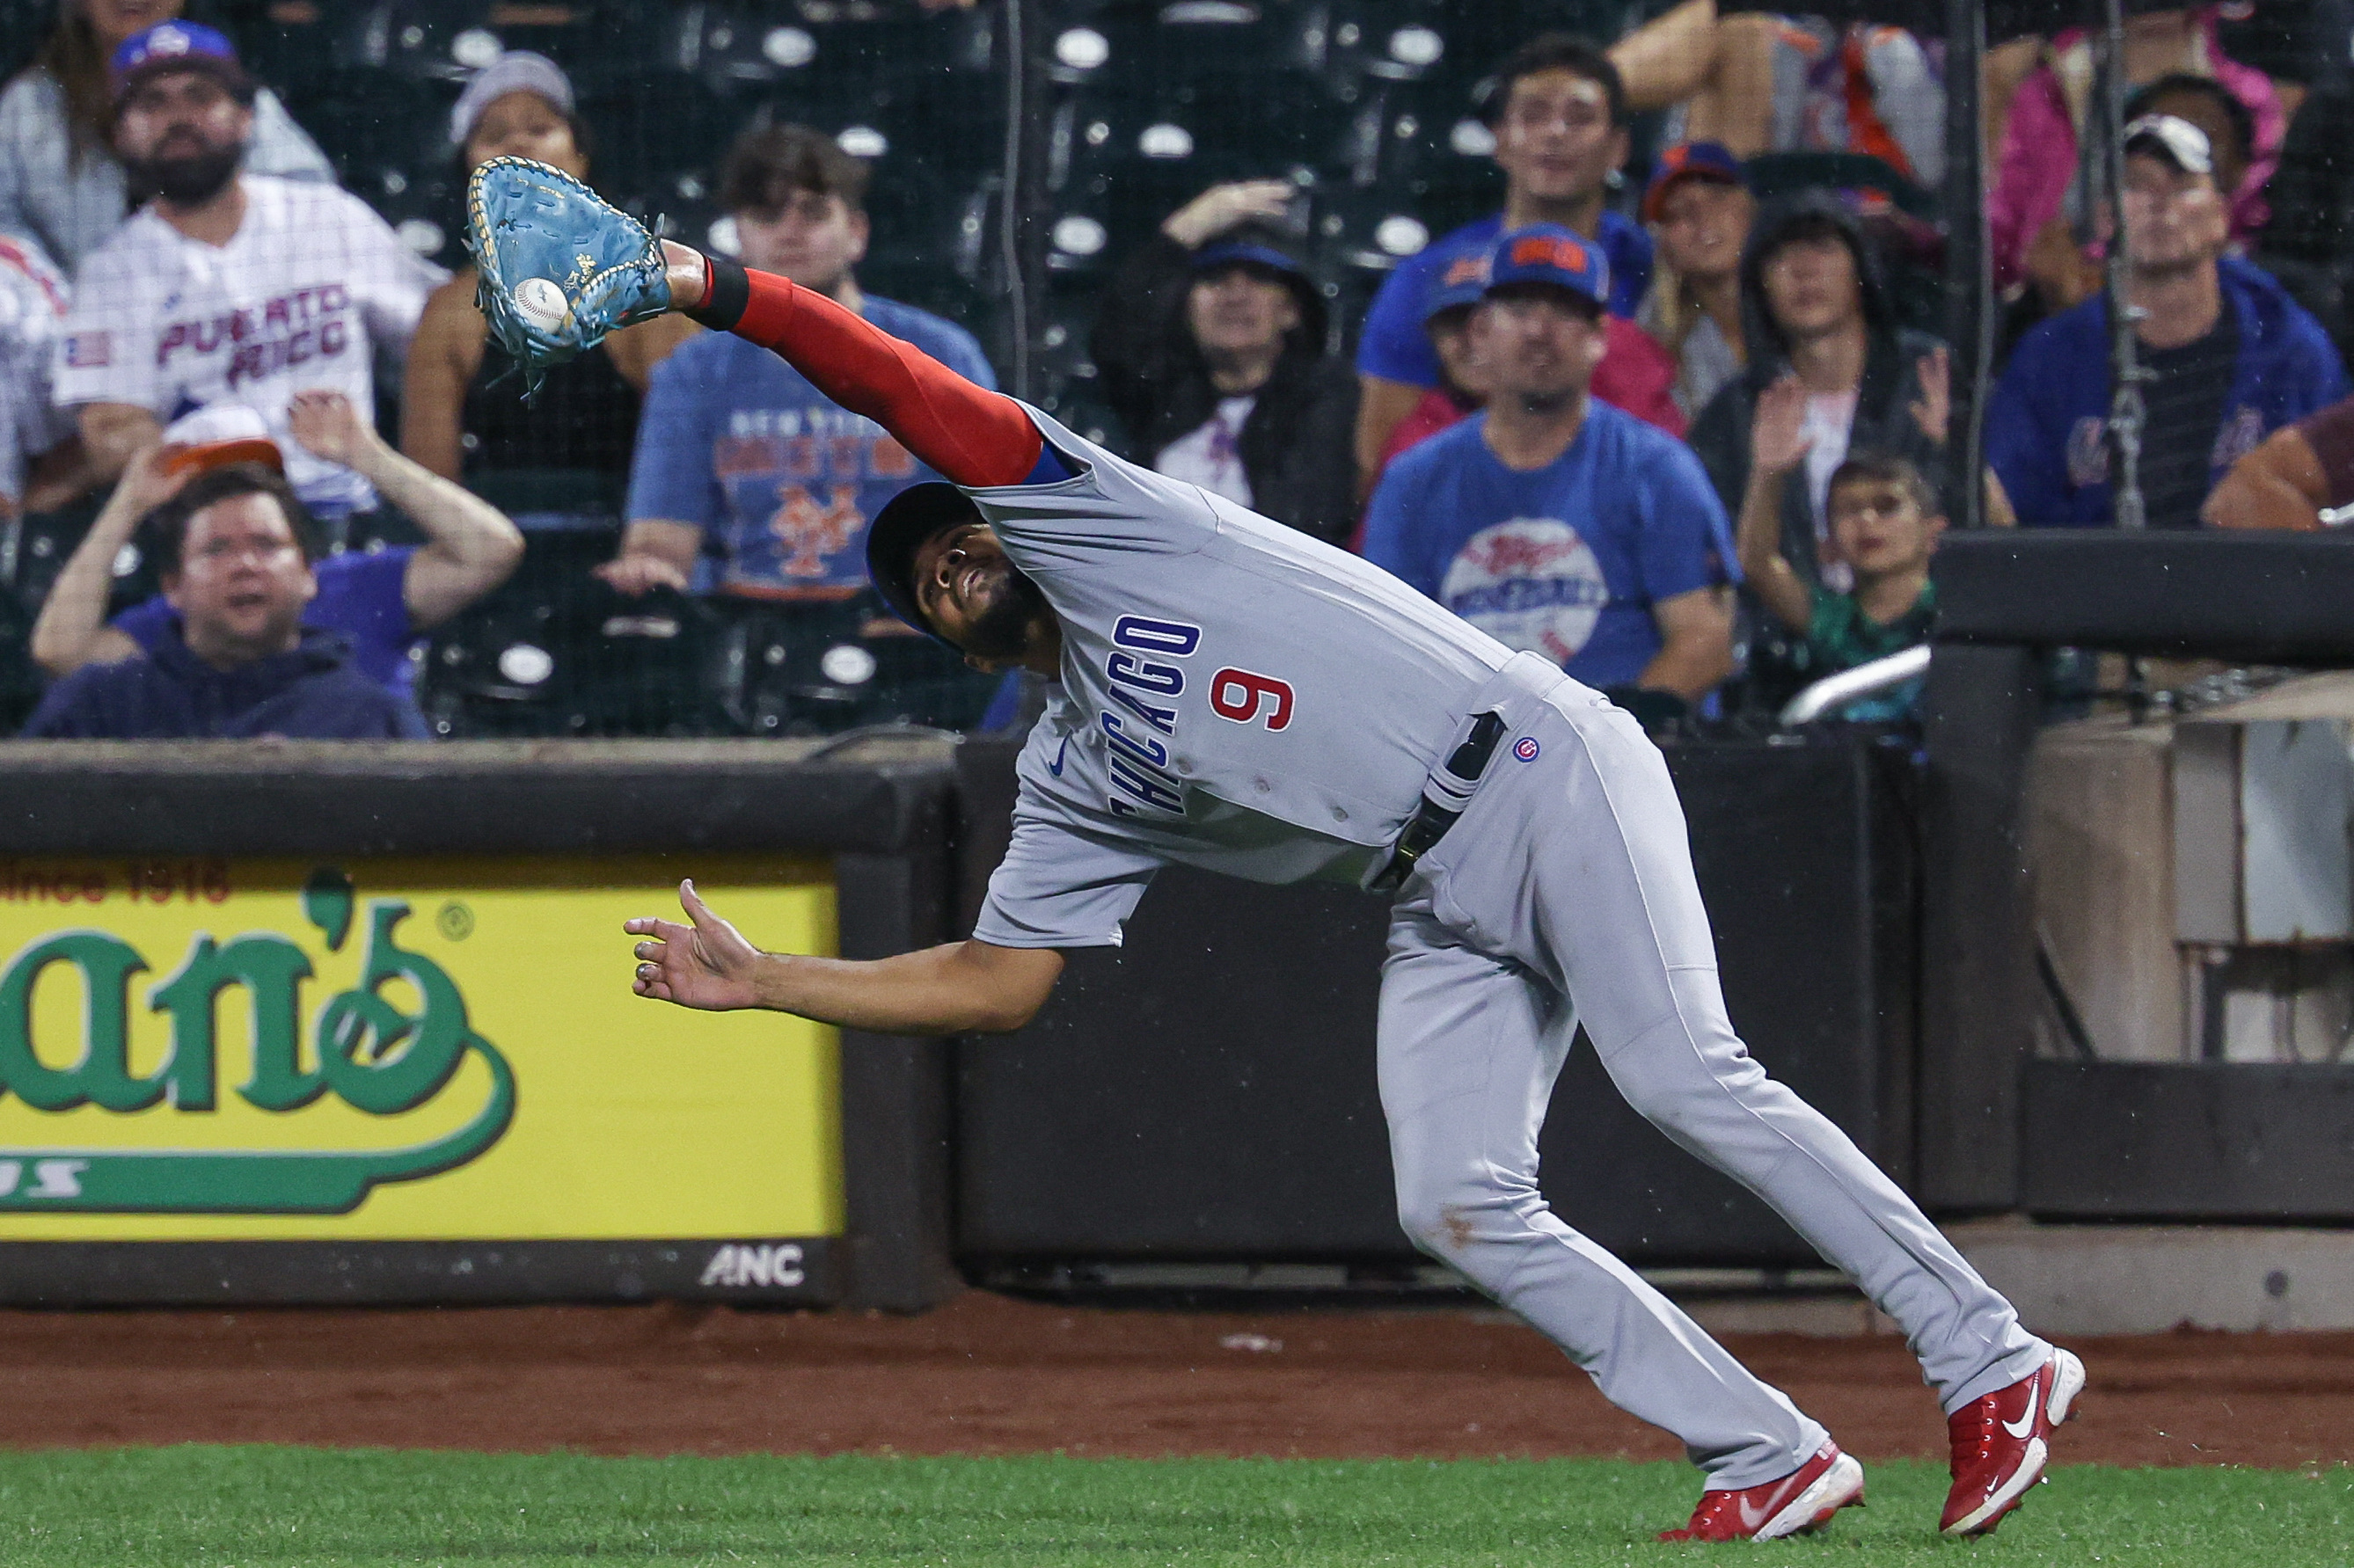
[1369,710,1508,895]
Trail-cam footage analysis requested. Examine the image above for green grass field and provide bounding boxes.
[1,1448,2345,1566]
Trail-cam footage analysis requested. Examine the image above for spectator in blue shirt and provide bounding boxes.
[29,394,523,697]
[1353,33,1655,492]
[24,463,425,739]
[606,123,997,604]
[1363,224,1737,729]
[1987,113,2349,529]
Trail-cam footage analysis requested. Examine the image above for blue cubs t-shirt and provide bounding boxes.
[113,546,418,695]
[1361,402,1735,690]
[1356,209,1653,390]
[626,295,996,598]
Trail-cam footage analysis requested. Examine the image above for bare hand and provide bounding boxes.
[2023,218,2102,312]
[106,440,197,523]
[625,880,764,1010]
[1162,179,1296,249]
[287,388,384,469]
[594,554,691,596]
[1910,345,1950,446]
[1750,376,1814,476]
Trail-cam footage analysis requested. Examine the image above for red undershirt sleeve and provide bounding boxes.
[685,254,1042,489]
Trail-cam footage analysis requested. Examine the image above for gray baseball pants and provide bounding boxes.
[1380,659,2049,1490]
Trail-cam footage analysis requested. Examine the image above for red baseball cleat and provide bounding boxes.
[1941,1347,2087,1536]
[1658,1441,1865,1542]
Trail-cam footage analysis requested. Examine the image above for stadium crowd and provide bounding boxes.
[0,0,2349,741]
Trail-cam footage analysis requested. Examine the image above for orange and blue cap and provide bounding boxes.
[1642,141,1746,222]
[1485,224,1610,312]
[1423,252,1492,322]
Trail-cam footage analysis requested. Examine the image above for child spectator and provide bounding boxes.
[1688,193,1947,592]
[0,2,332,275]
[1367,255,1495,489]
[1089,180,1357,543]
[1736,429,1941,723]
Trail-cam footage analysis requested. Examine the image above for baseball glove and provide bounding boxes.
[464,156,671,396]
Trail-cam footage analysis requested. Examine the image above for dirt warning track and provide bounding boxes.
[0,1291,2344,1470]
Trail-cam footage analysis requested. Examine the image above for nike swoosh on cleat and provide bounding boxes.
[1736,1495,1773,1531]
[2002,1382,2040,1440]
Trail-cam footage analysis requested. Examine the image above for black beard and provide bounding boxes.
[957,561,1050,662]
[125,143,243,208]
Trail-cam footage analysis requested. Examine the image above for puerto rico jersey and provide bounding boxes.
[52,176,444,516]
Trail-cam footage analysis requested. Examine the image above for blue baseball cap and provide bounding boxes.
[1192,240,1307,281]
[1422,251,1491,323]
[110,22,252,107]
[1643,141,1746,222]
[1485,223,1610,312]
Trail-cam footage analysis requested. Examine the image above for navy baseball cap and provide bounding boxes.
[1486,224,1611,312]
[110,22,252,106]
[866,481,980,643]
[1193,239,1306,280]
[1643,141,1745,222]
[1423,251,1491,323]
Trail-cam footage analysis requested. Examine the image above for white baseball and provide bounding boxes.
[514,277,569,332]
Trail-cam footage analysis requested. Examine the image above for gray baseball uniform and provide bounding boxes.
[969,404,2048,1489]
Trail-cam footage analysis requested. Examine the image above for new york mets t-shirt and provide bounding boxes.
[625,294,996,599]
[1361,401,1736,689]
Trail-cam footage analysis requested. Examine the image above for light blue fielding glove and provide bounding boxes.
[464,155,671,396]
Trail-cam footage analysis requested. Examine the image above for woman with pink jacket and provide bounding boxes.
[1990,6,2280,302]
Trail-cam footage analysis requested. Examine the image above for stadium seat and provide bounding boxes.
[707,597,999,737]
[576,77,742,225]
[4,498,154,627]
[1048,91,1323,272]
[416,531,727,738]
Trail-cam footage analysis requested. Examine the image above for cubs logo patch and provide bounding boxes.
[1514,736,1540,762]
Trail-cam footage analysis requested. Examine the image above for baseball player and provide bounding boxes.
[464,159,2081,1542]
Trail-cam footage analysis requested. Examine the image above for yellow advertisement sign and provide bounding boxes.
[0,856,842,1242]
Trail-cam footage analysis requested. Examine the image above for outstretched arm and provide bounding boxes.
[625,879,1064,1035]
[287,390,524,627]
[660,243,1045,488]
[29,441,188,675]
